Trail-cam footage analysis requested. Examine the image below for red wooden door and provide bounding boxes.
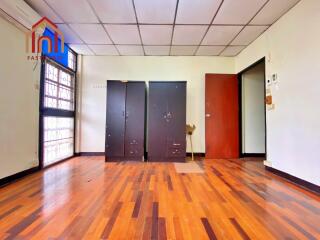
[205,74,239,159]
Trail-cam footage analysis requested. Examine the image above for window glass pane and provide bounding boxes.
[44,97,57,108]
[68,50,76,70]
[44,62,74,111]
[46,64,58,82]
[45,81,58,97]
[60,71,71,86]
[43,116,74,166]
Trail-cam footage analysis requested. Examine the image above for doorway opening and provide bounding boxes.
[239,58,267,159]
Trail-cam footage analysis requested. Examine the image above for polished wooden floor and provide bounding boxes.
[0,157,319,240]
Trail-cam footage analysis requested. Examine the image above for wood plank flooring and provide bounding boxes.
[0,157,319,240]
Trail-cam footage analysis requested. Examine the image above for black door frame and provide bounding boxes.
[238,57,267,158]
[39,53,78,169]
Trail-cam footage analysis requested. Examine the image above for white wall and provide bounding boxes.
[236,0,320,185]
[78,56,234,153]
[0,17,40,179]
[242,62,265,154]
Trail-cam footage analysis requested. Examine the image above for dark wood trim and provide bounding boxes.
[238,57,267,158]
[39,58,45,169]
[265,166,320,195]
[40,108,75,118]
[237,73,243,157]
[76,152,105,156]
[186,153,206,158]
[149,81,187,83]
[79,152,206,158]
[242,153,266,158]
[73,51,78,157]
[0,154,76,187]
[0,167,39,188]
[106,157,144,162]
[238,57,266,75]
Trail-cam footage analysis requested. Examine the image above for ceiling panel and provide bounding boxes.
[140,25,173,45]
[144,46,170,56]
[46,0,98,23]
[172,25,207,45]
[213,0,267,24]
[70,24,112,44]
[196,46,225,56]
[117,45,144,55]
[25,0,63,23]
[202,25,243,45]
[25,0,298,56]
[69,44,94,55]
[171,46,197,56]
[105,25,141,44]
[134,0,177,24]
[231,26,268,45]
[88,0,136,23]
[56,24,83,44]
[251,0,300,25]
[89,45,119,55]
[176,0,222,24]
[220,46,246,56]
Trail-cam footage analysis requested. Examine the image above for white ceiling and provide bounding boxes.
[25,0,301,56]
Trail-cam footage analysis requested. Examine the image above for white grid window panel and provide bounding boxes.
[43,117,74,167]
[44,62,75,111]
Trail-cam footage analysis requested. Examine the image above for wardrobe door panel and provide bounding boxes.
[148,82,168,160]
[125,82,146,159]
[105,81,126,157]
[166,82,187,158]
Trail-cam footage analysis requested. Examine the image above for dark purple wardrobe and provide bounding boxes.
[148,82,187,162]
[105,81,146,161]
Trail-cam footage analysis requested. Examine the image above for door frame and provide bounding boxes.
[237,57,267,158]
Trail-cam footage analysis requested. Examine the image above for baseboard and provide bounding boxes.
[265,166,320,195]
[241,153,266,158]
[77,152,206,158]
[186,152,206,157]
[0,167,39,188]
[76,152,105,156]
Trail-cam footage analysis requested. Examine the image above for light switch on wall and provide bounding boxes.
[272,74,278,84]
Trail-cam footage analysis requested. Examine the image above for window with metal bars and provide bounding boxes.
[40,56,76,168]
[44,62,74,111]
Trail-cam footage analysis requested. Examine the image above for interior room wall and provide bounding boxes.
[77,56,235,154]
[241,62,266,154]
[0,16,40,179]
[236,0,320,185]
